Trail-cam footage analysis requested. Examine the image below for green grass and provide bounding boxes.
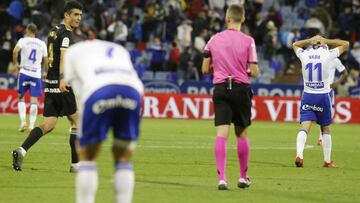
[0,115,360,203]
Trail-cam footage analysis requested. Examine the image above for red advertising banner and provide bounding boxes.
[1,90,360,123]
[0,90,45,114]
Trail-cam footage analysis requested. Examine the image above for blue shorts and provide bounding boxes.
[17,73,42,97]
[79,84,142,147]
[300,92,332,126]
[329,90,335,118]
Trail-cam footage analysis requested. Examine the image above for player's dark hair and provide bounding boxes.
[26,23,37,34]
[64,0,83,14]
[226,4,245,23]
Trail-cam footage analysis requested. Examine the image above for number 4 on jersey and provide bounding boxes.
[28,49,37,63]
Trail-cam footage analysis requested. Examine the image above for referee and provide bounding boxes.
[202,4,259,190]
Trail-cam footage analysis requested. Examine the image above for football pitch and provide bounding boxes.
[0,115,359,203]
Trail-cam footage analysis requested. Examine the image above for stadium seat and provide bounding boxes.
[201,74,213,82]
[269,59,282,73]
[154,71,169,80]
[130,49,143,64]
[135,64,149,78]
[167,72,178,83]
[141,71,154,81]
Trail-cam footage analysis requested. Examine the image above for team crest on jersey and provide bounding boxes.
[62,37,70,47]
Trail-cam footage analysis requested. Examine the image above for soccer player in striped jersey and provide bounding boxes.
[12,23,48,132]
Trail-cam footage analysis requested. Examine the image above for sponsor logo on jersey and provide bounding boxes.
[305,82,324,89]
[301,104,324,112]
[92,95,138,114]
[44,79,58,84]
[22,66,38,72]
[44,88,61,93]
[61,37,70,47]
[22,81,37,87]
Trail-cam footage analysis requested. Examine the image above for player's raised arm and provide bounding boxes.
[322,38,349,55]
[292,38,312,53]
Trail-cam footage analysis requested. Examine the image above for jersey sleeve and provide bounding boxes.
[203,35,214,57]
[329,48,340,60]
[295,48,304,58]
[247,37,258,63]
[59,32,71,49]
[42,42,48,57]
[15,38,23,48]
[334,58,346,72]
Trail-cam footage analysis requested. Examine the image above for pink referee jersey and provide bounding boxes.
[204,29,258,84]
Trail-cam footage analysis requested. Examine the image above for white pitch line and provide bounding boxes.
[0,140,313,150]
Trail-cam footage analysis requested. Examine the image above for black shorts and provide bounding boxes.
[212,83,253,127]
[43,90,77,117]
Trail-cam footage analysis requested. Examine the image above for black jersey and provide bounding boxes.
[45,24,73,93]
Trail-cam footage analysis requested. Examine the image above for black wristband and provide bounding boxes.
[59,73,64,80]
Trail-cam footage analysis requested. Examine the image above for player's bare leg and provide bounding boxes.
[321,125,336,168]
[12,117,57,171]
[215,125,230,190]
[113,140,136,203]
[295,121,312,167]
[76,143,100,203]
[68,112,80,172]
[17,94,27,132]
[28,97,38,131]
[235,126,251,188]
[318,132,323,146]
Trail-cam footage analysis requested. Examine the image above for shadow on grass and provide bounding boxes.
[137,179,201,188]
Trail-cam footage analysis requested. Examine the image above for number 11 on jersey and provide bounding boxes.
[305,62,322,82]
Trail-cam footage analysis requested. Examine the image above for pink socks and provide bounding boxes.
[214,136,227,181]
[237,137,250,179]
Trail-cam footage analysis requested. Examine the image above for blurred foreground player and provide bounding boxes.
[64,40,143,203]
[12,0,83,172]
[292,35,349,168]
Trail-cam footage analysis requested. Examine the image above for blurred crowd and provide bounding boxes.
[0,0,360,96]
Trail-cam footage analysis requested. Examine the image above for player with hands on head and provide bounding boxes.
[292,35,349,168]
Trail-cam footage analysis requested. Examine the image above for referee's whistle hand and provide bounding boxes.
[60,79,70,92]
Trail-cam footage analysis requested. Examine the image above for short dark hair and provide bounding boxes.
[26,23,37,34]
[226,4,245,23]
[64,0,83,14]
